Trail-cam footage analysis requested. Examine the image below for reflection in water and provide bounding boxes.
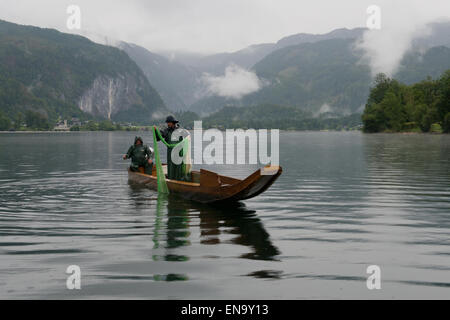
[127,184,189,281]
[363,134,450,231]
[200,202,280,261]
[156,194,190,262]
[127,181,280,282]
[129,181,280,263]
[246,270,283,279]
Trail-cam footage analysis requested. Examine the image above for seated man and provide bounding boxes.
[123,136,153,174]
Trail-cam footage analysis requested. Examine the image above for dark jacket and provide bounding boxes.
[126,137,153,172]
[157,125,188,181]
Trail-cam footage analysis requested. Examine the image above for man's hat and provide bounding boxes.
[165,115,179,124]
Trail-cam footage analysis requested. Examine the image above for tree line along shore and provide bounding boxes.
[1,69,448,133]
[362,70,449,133]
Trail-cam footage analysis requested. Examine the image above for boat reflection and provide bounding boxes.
[127,183,280,282]
[129,182,280,262]
[197,201,280,261]
[160,195,279,259]
[153,194,191,262]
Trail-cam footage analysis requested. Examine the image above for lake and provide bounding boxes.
[0,131,449,299]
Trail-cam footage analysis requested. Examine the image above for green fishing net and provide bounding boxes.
[152,126,191,194]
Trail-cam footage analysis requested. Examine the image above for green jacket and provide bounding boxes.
[126,137,154,169]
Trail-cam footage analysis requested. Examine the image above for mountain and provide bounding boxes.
[396,46,450,84]
[250,38,450,114]
[117,42,201,111]
[274,27,365,50]
[158,27,367,75]
[126,27,370,114]
[0,20,167,124]
[202,104,363,130]
[190,38,372,115]
[190,29,450,116]
[163,43,275,75]
[412,21,450,49]
[150,22,449,117]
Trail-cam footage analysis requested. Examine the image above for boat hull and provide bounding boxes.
[127,166,282,204]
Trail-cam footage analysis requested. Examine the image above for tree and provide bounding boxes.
[0,112,11,130]
[367,73,392,105]
[381,91,406,131]
[25,110,50,130]
[98,120,114,131]
[14,112,24,130]
[442,112,450,133]
[436,70,450,120]
[84,121,98,131]
[362,69,450,133]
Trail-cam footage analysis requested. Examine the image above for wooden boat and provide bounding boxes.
[127,165,282,204]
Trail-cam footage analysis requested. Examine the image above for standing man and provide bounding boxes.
[154,115,189,181]
[123,136,154,174]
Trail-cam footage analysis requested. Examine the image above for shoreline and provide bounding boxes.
[1,129,362,133]
[364,131,446,135]
[0,130,75,133]
[1,130,447,134]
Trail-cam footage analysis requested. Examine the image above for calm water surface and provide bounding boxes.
[0,131,449,299]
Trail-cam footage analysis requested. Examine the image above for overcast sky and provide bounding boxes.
[0,0,448,54]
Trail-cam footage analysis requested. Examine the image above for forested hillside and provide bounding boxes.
[0,19,166,129]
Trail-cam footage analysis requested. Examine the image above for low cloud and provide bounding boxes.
[201,64,263,99]
[313,103,333,117]
[355,1,449,77]
[319,104,332,114]
[151,111,166,120]
[355,25,432,77]
[314,103,351,117]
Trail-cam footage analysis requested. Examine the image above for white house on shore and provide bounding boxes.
[54,120,70,131]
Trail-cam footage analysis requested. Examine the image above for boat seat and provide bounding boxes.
[200,169,221,187]
[151,164,167,177]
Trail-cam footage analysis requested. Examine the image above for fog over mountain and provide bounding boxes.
[1,0,448,53]
[118,22,449,115]
[0,0,448,116]
[118,42,202,110]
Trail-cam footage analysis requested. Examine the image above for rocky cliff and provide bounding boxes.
[0,19,167,124]
[79,74,148,120]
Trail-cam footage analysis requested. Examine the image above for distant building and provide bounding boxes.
[54,120,70,131]
[71,117,82,126]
